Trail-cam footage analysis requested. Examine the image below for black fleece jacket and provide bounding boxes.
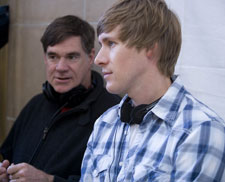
[0,71,120,182]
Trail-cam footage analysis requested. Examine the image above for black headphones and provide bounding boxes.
[120,97,159,125]
[42,81,90,107]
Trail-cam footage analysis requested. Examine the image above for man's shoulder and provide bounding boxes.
[98,88,121,103]
[159,76,224,130]
[20,93,49,113]
[93,86,121,112]
[173,90,225,132]
[26,93,45,105]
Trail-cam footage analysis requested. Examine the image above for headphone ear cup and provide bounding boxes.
[120,101,133,123]
[120,98,148,125]
[42,81,55,101]
[120,97,160,125]
[130,106,147,124]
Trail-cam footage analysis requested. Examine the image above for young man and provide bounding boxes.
[80,0,225,181]
[0,15,120,182]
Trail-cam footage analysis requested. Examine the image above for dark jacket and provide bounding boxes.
[0,71,120,182]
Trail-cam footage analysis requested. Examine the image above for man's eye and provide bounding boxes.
[108,41,115,47]
[67,54,80,61]
[47,55,58,61]
[49,55,56,59]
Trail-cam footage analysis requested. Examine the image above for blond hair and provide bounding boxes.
[97,0,181,77]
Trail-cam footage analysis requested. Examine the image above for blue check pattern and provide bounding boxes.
[80,76,225,182]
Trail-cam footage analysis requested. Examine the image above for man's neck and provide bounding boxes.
[129,75,171,106]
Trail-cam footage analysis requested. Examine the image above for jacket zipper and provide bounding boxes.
[42,127,49,140]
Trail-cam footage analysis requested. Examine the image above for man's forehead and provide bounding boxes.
[98,26,121,42]
[46,36,83,52]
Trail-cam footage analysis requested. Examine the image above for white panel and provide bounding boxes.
[165,0,225,120]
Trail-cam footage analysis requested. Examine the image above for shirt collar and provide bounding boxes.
[151,75,186,126]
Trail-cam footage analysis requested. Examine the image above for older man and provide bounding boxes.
[0,15,120,182]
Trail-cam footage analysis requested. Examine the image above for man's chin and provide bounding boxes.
[106,83,125,96]
[106,85,119,95]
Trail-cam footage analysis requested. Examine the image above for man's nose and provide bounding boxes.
[56,58,69,71]
[94,48,108,67]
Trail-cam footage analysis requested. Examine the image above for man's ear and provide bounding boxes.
[146,42,159,62]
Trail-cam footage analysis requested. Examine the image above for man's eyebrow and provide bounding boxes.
[98,37,112,45]
[102,37,111,43]
[66,52,80,56]
[46,51,57,56]
[46,51,80,56]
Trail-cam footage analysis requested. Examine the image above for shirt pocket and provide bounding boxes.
[92,154,111,178]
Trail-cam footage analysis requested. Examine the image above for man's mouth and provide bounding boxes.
[57,77,69,80]
[102,70,112,76]
[54,77,71,83]
[102,72,112,78]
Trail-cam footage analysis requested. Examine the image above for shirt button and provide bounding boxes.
[93,170,98,176]
[119,162,123,166]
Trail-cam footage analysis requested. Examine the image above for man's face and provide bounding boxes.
[44,36,94,93]
[95,27,150,97]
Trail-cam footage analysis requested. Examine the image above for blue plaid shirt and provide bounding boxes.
[80,76,225,182]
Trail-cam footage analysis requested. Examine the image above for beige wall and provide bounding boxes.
[0,0,116,144]
[0,0,9,143]
[0,45,8,143]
